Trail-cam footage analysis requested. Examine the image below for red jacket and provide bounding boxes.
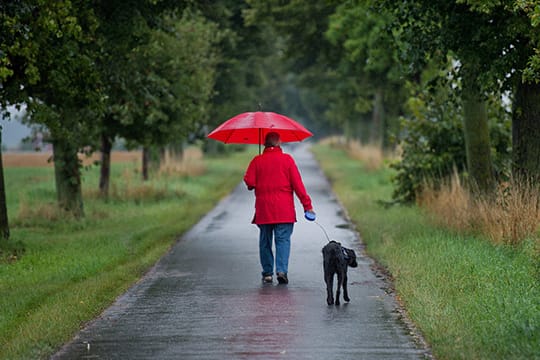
[244,146,312,224]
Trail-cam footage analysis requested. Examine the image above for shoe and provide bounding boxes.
[276,272,288,284]
[262,275,273,283]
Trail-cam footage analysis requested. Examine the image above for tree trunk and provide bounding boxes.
[99,132,113,198]
[461,69,495,193]
[142,146,150,181]
[0,141,9,240]
[52,137,84,218]
[512,81,540,180]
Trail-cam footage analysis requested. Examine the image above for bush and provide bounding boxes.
[391,75,511,204]
[390,99,467,203]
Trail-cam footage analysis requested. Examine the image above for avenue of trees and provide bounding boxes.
[2,1,540,239]
[246,0,540,201]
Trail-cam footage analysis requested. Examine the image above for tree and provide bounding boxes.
[244,0,405,145]
[378,0,531,192]
[203,1,302,133]
[502,1,540,180]
[1,1,102,218]
[93,2,222,192]
[0,133,8,239]
[390,59,511,203]
[386,0,540,187]
[118,11,220,181]
[243,0,342,132]
[92,0,171,194]
[512,80,540,180]
[325,0,406,147]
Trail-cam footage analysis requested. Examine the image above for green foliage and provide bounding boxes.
[324,0,406,145]
[1,1,102,125]
[0,1,104,217]
[515,1,540,83]
[118,10,221,148]
[243,0,346,135]
[245,0,339,70]
[206,1,314,138]
[313,143,540,360]
[391,100,467,204]
[390,62,511,203]
[326,1,395,76]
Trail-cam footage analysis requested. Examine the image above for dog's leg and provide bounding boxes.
[335,271,344,306]
[343,271,350,302]
[325,273,334,305]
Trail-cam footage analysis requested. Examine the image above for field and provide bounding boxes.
[0,148,252,359]
[3,150,141,168]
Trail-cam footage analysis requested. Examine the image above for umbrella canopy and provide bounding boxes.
[207,111,313,145]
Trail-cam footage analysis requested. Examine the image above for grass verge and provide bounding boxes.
[312,143,539,360]
[0,149,252,360]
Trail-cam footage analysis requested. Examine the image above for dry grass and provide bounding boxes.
[83,165,185,203]
[16,200,76,225]
[347,141,385,171]
[418,172,472,233]
[83,147,206,202]
[319,136,388,171]
[3,151,141,168]
[476,180,540,245]
[158,147,205,177]
[419,174,540,246]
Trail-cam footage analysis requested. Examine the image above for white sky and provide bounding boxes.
[1,106,31,149]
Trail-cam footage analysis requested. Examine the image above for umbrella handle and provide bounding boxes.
[258,102,263,154]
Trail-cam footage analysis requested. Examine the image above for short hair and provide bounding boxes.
[264,132,281,147]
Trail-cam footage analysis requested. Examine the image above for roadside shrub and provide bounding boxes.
[391,93,511,204]
[392,95,471,204]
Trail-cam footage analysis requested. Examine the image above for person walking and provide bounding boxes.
[244,132,314,284]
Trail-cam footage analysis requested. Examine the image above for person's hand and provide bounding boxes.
[304,209,316,221]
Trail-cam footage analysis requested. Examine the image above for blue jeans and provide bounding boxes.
[257,223,294,276]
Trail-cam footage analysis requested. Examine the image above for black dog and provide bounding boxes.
[322,240,358,305]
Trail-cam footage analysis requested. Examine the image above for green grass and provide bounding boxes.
[312,143,539,360]
[0,150,252,360]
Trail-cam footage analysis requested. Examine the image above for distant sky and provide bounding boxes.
[1,106,31,149]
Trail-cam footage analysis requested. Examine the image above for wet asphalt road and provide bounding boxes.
[52,144,429,359]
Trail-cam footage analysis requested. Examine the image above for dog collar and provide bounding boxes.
[341,247,349,260]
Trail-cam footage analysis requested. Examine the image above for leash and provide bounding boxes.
[305,212,355,263]
[305,211,331,242]
[314,221,331,242]
[306,212,352,260]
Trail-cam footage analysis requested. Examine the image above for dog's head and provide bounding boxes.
[343,247,358,268]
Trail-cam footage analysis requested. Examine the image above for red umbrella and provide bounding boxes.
[207,112,313,152]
